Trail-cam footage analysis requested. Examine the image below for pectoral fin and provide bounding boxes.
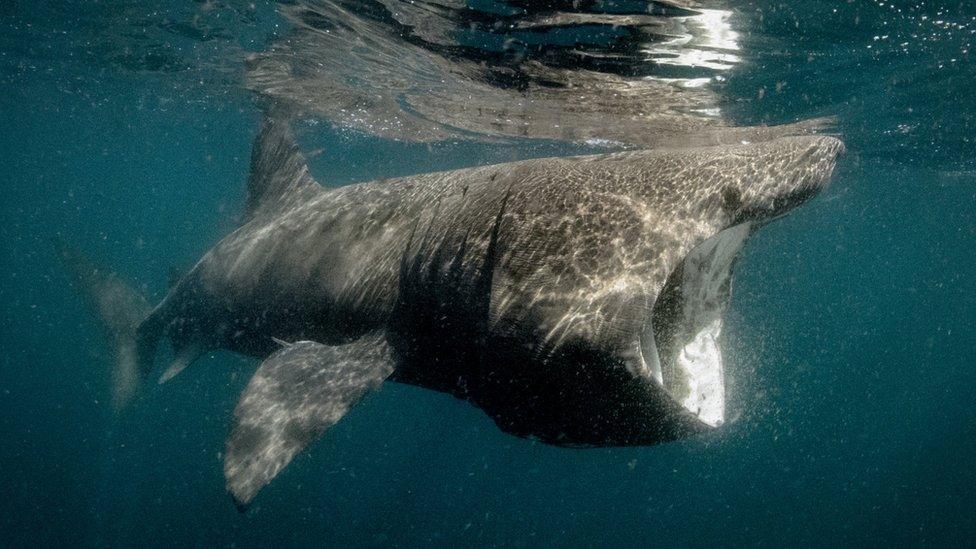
[223,333,394,508]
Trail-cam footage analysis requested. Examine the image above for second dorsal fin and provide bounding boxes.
[242,113,323,223]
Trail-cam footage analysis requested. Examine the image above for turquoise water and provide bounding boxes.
[2,1,975,546]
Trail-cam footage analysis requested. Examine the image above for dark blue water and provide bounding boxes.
[2,1,975,546]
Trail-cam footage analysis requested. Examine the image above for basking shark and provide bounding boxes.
[59,115,843,507]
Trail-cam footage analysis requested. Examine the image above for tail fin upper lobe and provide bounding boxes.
[54,238,158,409]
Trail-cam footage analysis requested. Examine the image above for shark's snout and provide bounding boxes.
[790,135,845,192]
[734,135,845,224]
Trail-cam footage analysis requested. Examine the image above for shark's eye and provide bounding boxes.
[721,186,741,211]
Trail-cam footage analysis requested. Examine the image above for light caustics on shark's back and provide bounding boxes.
[59,110,844,508]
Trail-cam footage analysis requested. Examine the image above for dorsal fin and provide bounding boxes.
[242,113,322,222]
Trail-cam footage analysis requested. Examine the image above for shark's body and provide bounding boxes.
[60,117,843,507]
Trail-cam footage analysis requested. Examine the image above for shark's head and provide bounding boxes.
[644,135,844,430]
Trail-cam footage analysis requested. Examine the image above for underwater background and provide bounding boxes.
[1,0,974,546]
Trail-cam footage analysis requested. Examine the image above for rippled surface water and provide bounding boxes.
[1,1,974,546]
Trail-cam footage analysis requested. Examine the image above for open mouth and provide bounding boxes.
[642,223,754,428]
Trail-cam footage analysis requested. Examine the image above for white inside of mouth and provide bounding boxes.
[656,222,751,427]
[677,317,725,426]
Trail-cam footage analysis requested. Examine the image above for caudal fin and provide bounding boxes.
[54,238,157,409]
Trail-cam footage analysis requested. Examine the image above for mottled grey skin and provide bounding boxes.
[62,117,843,507]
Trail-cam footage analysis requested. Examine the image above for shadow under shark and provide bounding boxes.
[58,115,843,508]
